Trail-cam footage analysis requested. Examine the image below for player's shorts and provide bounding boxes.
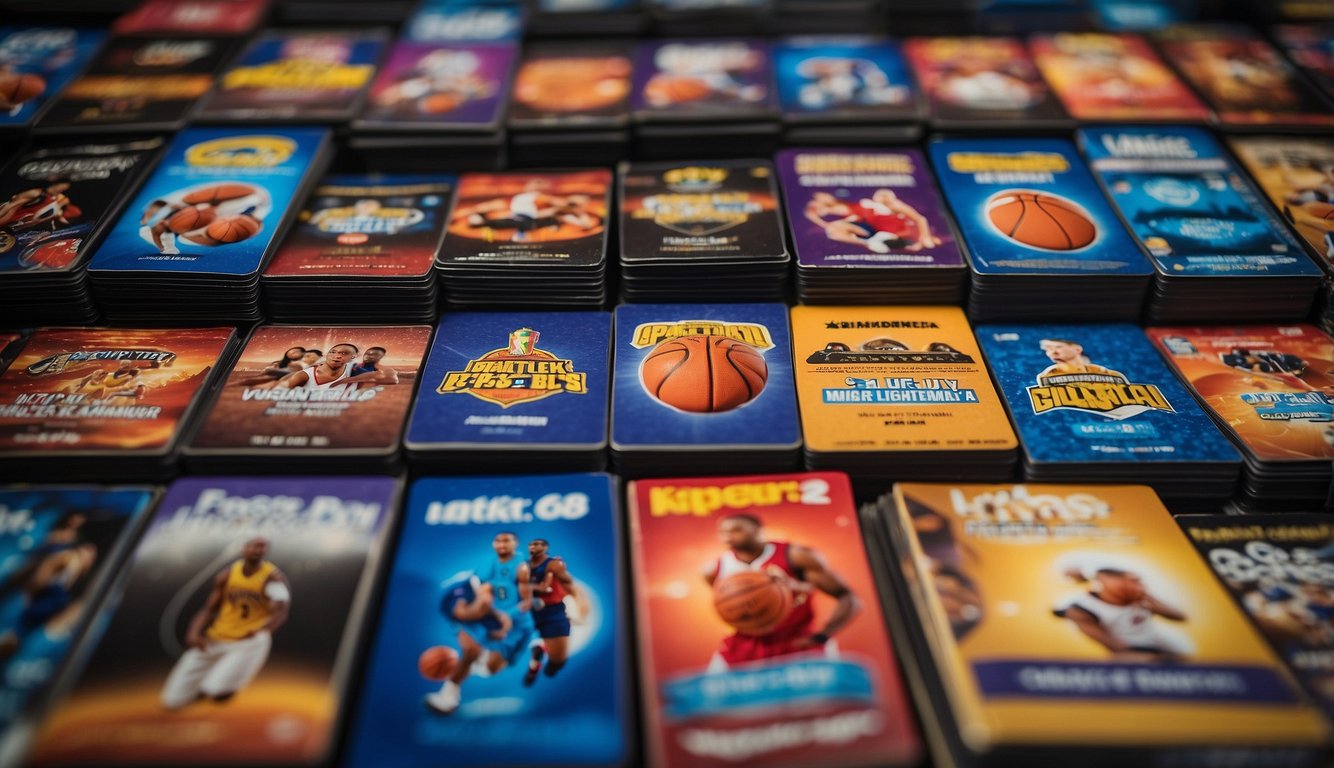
[849,220,908,245]
[533,602,570,640]
[718,623,815,666]
[160,630,272,710]
[16,587,72,637]
[485,613,535,667]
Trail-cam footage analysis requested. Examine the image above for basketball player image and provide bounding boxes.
[0,513,97,663]
[705,514,860,672]
[644,45,765,109]
[795,56,906,110]
[273,342,359,391]
[63,361,148,401]
[1194,45,1296,109]
[0,182,80,233]
[300,349,323,368]
[523,538,589,687]
[426,532,535,715]
[1220,347,1323,393]
[137,181,272,256]
[1037,338,1124,379]
[1278,160,1334,258]
[936,59,1041,110]
[374,48,494,117]
[160,537,291,710]
[453,179,601,243]
[1053,560,1193,663]
[235,346,307,387]
[805,189,941,254]
[347,346,400,386]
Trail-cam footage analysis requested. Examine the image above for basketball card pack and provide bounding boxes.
[506,41,634,167]
[262,174,453,323]
[183,324,431,473]
[868,483,1328,767]
[1078,125,1322,323]
[1147,325,1334,510]
[1181,514,1334,720]
[405,312,610,473]
[0,137,165,327]
[976,324,1241,507]
[628,472,920,768]
[791,306,1017,490]
[1028,32,1210,122]
[0,28,104,135]
[904,36,1070,130]
[436,169,611,307]
[1154,24,1334,129]
[611,303,800,477]
[928,137,1153,322]
[27,476,398,767]
[777,148,966,304]
[345,473,631,768]
[619,160,789,302]
[110,0,270,37]
[35,36,241,135]
[1227,137,1334,272]
[87,126,331,324]
[1272,24,1334,103]
[403,0,526,45]
[196,29,388,124]
[772,36,922,143]
[356,40,516,133]
[0,326,235,481]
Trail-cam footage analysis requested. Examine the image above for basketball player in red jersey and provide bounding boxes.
[523,538,590,687]
[805,189,941,255]
[704,514,860,671]
[0,182,79,232]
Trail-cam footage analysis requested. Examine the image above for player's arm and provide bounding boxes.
[788,544,861,646]
[1139,593,1186,622]
[273,369,310,389]
[258,570,291,635]
[549,559,591,619]
[347,366,399,386]
[185,570,230,650]
[804,202,833,229]
[517,562,532,612]
[1061,604,1127,653]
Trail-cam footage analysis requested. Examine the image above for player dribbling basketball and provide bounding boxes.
[138,182,272,255]
[1053,559,1193,663]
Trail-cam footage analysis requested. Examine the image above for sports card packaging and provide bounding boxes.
[1181,514,1334,721]
[403,0,526,45]
[618,160,789,303]
[183,324,431,474]
[262,174,453,323]
[1147,324,1334,510]
[0,332,23,375]
[772,36,923,144]
[0,27,105,136]
[976,324,1241,508]
[436,169,611,307]
[1154,24,1334,130]
[111,0,271,37]
[1078,125,1322,323]
[35,36,242,135]
[630,39,780,160]
[506,40,634,167]
[928,137,1154,323]
[1272,24,1334,104]
[346,473,632,768]
[628,472,920,768]
[86,126,332,325]
[26,476,398,767]
[611,303,801,477]
[405,312,610,474]
[195,28,388,124]
[1028,32,1210,122]
[792,306,1017,491]
[904,36,1070,131]
[867,482,1329,768]
[777,148,966,305]
[0,326,236,482]
[0,137,165,328]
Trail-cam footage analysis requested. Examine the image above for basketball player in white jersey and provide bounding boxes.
[1053,561,1193,662]
[160,537,290,710]
[138,182,272,256]
[272,342,359,391]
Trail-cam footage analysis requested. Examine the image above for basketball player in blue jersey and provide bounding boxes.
[0,513,97,663]
[523,538,589,687]
[346,346,400,387]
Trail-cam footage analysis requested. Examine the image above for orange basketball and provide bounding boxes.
[644,74,710,107]
[713,571,792,635]
[181,183,255,206]
[0,73,46,108]
[205,215,262,244]
[640,335,767,413]
[166,205,216,234]
[418,92,461,115]
[986,190,1097,251]
[417,645,458,681]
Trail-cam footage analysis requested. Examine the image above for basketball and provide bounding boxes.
[418,92,461,115]
[205,215,262,244]
[182,183,255,206]
[640,334,767,413]
[644,74,711,107]
[1098,577,1146,605]
[417,645,458,681]
[986,190,1097,251]
[0,72,46,108]
[166,206,216,234]
[713,571,792,635]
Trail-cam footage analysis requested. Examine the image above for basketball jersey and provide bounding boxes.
[439,575,504,631]
[852,200,913,236]
[207,560,278,642]
[482,556,522,614]
[529,556,568,607]
[303,363,352,390]
[1056,592,1158,649]
[510,191,545,219]
[712,541,814,636]
[351,363,377,378]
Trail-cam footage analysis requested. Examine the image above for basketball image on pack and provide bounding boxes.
[985,190,1097,251]
[0,27,104,130]
[640,334,768,414]
[136,182,270,256]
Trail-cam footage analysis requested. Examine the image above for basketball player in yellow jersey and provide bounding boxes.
[1037,338,1125,379]
[160,538,290,711]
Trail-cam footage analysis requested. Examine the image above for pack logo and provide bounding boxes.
[185,135,297,168]
[437,328,587,408]
[631,321,773,349]
[1026,337,1172,420]
[26,348,176,376]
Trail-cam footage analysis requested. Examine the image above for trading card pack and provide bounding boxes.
[0,326,235,481]
[1227,136,1334,272]
[791,306,1017,490]
[0,137,164,327]
[1147,324,1334,510]
[28,476,398,767]
[1272,24,1334,104]
[772,36,922,144]
[86,126,332,324]
[628,472,920,768]
[346,473,631,768]
[506,40,634,167]
[184,324,431,473]
[611,303,800,477]
[262,174,453,323]
[1028,32,1210,122]
[777,148,966,304]
[976,323,1241,507]
[618,160,789,303]
[405,312,611,473]
[403,0,526,45]
[110,0,270,37]
[868,482,1328,767]
[0,27,105,135]
[929,136,1153,322]
[904,36,1070,130]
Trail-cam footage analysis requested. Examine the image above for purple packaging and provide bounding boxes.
[356,41,516,131]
